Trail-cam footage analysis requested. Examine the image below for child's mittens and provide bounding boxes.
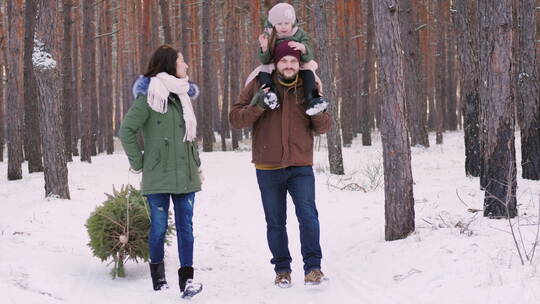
[250,88,279,110]
[258,34,269,52]
[187,81,200,100]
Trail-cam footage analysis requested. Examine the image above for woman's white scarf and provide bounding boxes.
[147,72,197,142]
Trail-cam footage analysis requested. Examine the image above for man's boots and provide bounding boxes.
[178,266,203,298]
[149,262,169,291]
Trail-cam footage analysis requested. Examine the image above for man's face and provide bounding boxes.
[276,55,300,80]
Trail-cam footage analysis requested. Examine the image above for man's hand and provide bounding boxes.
[250,86,279,110]
[259,34,269,52]
[288,41,306,54]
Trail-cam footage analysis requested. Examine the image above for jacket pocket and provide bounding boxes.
[143,148,161,171]
[191,143,201,167]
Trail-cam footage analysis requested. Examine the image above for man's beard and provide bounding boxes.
[277,68,299,80]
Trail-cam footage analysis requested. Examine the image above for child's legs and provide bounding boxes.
[258,64,276,90]
[300,70,317,100]
[300,61,323,94]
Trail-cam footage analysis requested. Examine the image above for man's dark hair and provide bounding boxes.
[143,44,179,77]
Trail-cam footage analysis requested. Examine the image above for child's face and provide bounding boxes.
[274,22,293,35]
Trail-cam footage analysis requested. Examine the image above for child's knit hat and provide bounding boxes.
[268,3,296,26]
[274,40,301,63]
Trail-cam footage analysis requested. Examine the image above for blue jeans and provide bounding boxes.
[256,166,322,274]
[145,193,195,267]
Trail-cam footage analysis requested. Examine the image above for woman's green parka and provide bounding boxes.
[119,77,201,195]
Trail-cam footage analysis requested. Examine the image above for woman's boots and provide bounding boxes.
[149,262,169,291]
[178,266,203,298]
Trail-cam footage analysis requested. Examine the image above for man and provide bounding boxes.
[229,40,331,287]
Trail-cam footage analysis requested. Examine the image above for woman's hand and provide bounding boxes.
[288,41,306,54]
[259,34,268,52]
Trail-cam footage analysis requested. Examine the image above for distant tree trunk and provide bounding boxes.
[6,0,24,180]
[230,2,241,151]
[201,0,214,152]
[180,0,191,63]
[314,0,344,175]
[159,0,172,44]
[23,0,44,172]
[0,63,4,162]
[478,0,517,218]
[98,0,114,154]
[360,0,374,146]
[210,3,220,144]
[62,0,73,161]
[515,0,540,180]
[399,0,429,147]
[435,0,445,144]
[0,7,5,162]
[80,0,94,163]
[372,0,415,241]
[426,0,436,131]
[444,0,458,131]
[141,0,153,73]
[338,1,353,147]
[71,4,80,157]
[33,0,70,199]
[221,0,234,152]
[453,0,481,177]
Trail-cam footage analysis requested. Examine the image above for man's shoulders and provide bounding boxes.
[245,77,262,93]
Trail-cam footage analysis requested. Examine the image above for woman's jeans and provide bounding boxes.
[256,166,322,274]
[145,193,195,266]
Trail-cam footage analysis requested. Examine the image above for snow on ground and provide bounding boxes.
[1,131,539,304]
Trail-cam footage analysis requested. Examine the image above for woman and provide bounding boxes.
[119,44,202,298]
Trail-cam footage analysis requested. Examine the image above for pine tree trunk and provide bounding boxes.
[426,0,436,131]
[141,0,153,73]
[80,0,94,163]
[180,0,191,64]
[230,2,241,151]
[445,2,458,131]
[62,0,73,161]
[361,0,374,146]
[478,0,517,218]
[221,0,234,152]
[98,0,114,154]
[34,0,70,199]
[314,0,344,175]
[201,0,214,152]
[453,0,481,177]
[338,1,353,147]
[0,6,5,162]
[372,0,415,241]
[71,5,80,157]
[515,0,540,180]
[399,0,429,147]
[23,0,44,172]
[6,0,24,180]
[159,0,172,44]
[435,0,446,144]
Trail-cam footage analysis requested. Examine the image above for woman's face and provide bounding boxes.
[176,52,188,78]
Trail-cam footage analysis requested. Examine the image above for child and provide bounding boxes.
[255,2,329,115]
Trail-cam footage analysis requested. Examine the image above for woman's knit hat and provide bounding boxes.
[268,3,296,26]
[274,40,301,63]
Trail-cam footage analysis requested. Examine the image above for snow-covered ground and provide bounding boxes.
[1,131,539,304]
